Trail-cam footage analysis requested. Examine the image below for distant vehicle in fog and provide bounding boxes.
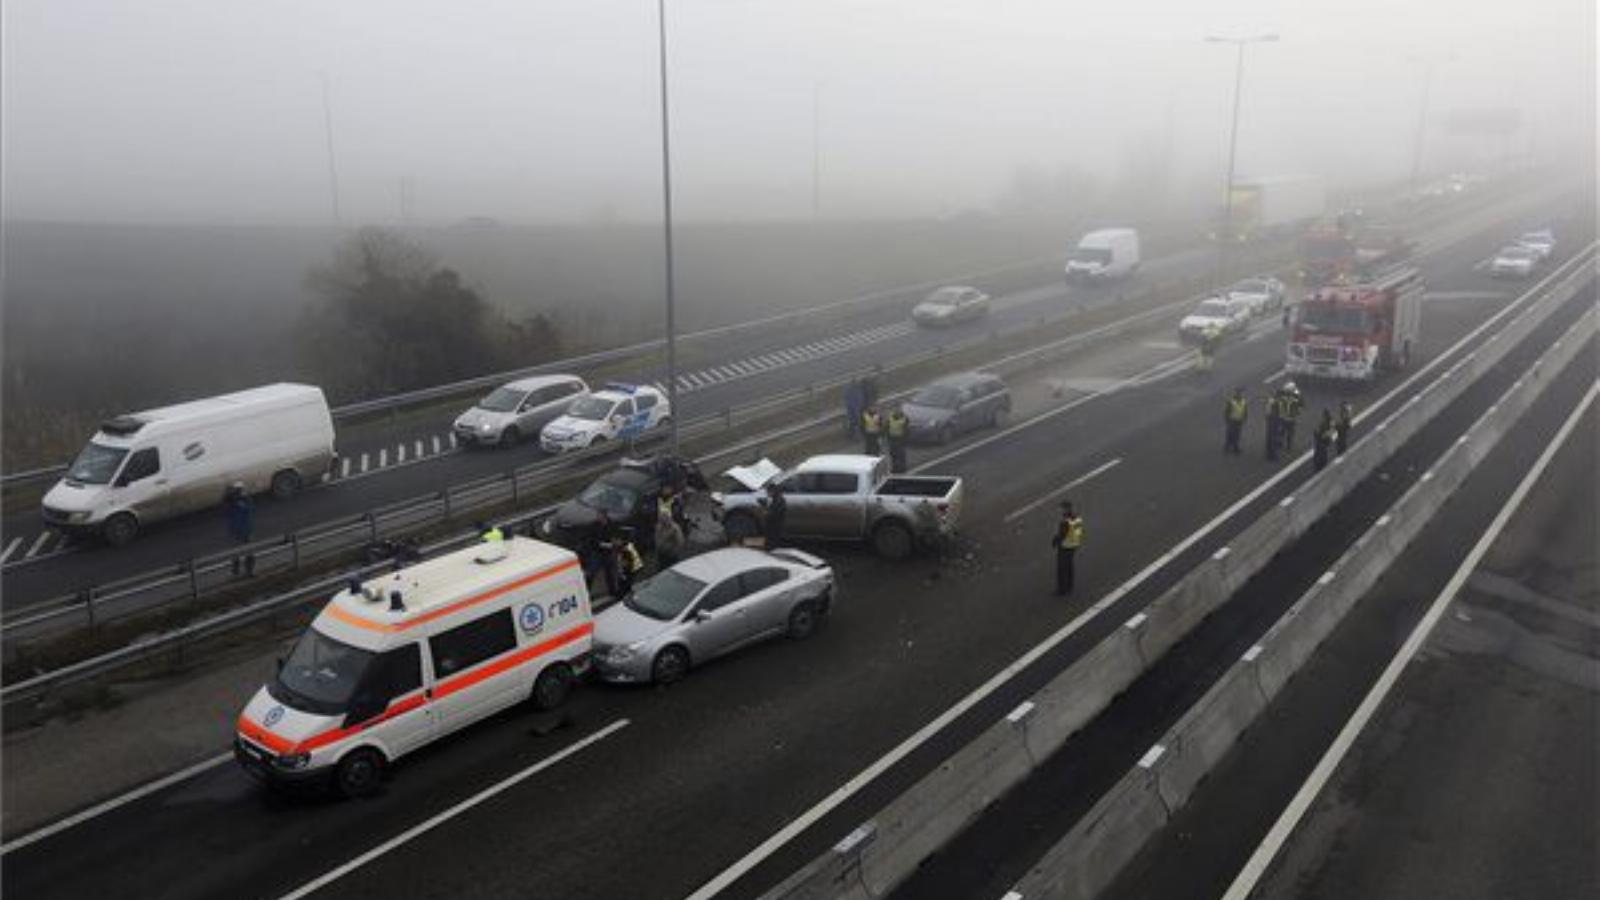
[1515,229,1556,261]
[1225,276,1287,316]
[1064,228,1140,282]
[540,383,672,453]
[900,372,1011,444]
[911,286,990,327]
[1178,296,1251,344]
[1216,175,1326,242]
[42,383,335,546]
[454,375,588,448]
[1490,244,1537,279]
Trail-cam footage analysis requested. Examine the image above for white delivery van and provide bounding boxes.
[235,536,593,796]
[41,383,335,545]
[1064,228,1141,282]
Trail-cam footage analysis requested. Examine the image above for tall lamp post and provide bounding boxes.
[656,0,679,453]
[1205,32,1277,286]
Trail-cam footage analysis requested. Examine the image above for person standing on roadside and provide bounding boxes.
[1263,391,1282,461]
[1313,409,1335,472]
[762,481,787,548]
[861,404,883,456]
[226,483,256,576]
[843,379,864,438]
[1223,387,1249,454]
[1335,399,1354,455]
[1279,382,1304,452]
[886,405,911,473]
[1050,501,1085,596]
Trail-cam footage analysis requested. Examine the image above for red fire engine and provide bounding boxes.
[1286,266,1424,384]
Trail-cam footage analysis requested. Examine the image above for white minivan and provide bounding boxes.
[235,536,593,797]
[41,383,335,546]
[1064,228,1141,282]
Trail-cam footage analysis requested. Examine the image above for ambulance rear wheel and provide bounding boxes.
[532,663,575,710]
[335,748,385,798]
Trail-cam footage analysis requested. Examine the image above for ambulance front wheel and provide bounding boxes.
[336,748,386,798]
[532,662,575,710]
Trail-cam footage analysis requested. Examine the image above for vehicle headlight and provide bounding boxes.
[274,752,311,770]
[480,423,495,433]
[538,519,555,536]
[67,511,92,524]
[604,642,642,663]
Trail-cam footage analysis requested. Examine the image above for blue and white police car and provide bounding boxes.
[540,383,672,453]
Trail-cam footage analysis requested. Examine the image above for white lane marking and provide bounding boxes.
[1429,289,1509,302]
[359,452,370,473]
[1,537,23,565]
[685,257,1581,900]
[731,361,756,375]
[1263,367,1287,384]
[431,436,441,455]
[396,444,406,464]
[1003,458,1124,524]
[276,719,630,900]
[448,433,458,449]
[378,448,388,468]
[1220,379,1599,900]
[2,753,233,855]
[24,531,52,559]
[340,457,351,479]
[414,440,423,459]
[712,366,737,380]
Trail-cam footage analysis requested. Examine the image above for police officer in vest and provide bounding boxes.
[1264,391,1283,461]
[1279,382,1304,451]
[861,405,883,455]
[886,405,910,473]
[1051,501,1085,596]
[1223,387,1248,454]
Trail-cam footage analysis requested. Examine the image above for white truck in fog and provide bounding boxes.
[715,454,963,559]
[1064,228,1141,282]
[42,383,336,545]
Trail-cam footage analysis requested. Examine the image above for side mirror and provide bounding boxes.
[693,609,713,623]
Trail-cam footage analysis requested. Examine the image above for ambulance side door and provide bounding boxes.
[367,642,435,758]
[428,609,523,737]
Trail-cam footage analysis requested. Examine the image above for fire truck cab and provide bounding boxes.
[1286,266,1423,384]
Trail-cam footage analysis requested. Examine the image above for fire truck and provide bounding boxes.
[1285,265,1424,384]
[1299,223,1414,287]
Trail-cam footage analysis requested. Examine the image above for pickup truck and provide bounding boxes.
[714,454,963,559]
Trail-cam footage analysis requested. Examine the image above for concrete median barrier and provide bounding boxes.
[1020,622,1149,758]
[1149,660,1269,811]
[1134,559,1226,664]
[1011,761,1170,900]
[761,841,873,900]
[858,714,1036,896]
[1215,505,1291,595]
[1250,579,1346,701]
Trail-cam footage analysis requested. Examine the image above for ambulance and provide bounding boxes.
[235,536,593,796]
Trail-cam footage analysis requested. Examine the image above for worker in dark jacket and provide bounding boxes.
[761,481,787,548]
[1223,387,1248,454]
[861,405,883,455]
[226,483,256,576]
[886,406,910,473]
[1050,501,1085,596]
[1313,409,1335,471]
[1263,392,1282,461]
[1335,400,1354,455]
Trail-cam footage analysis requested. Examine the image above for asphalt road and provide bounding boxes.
[0,184,1555,609]
[2,190,1587,900]
[1097,323,1597,900]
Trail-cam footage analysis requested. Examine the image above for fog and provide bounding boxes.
[4,0,1593,226]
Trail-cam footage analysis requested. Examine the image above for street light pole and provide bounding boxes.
[1206,33,1277,287]
[657,0,679,454]
[1409,59,1436,194]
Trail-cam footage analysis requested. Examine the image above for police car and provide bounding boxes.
[539,383,672,453]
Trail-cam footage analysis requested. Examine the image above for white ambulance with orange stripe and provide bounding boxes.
[235,536,593,796]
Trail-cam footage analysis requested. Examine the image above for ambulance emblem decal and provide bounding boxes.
[519,603,545,635]
[264,705,285,727]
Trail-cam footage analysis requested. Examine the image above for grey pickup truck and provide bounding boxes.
[714,454,963,559]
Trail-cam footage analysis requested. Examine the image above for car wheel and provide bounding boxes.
[270,469,302,499]
[335,748,386,798]
[722,511,760,544]
[652,645,690,685]
[500,426,522,448]
[872,520,915,560]
[102,512,139,547]
[531,662,574,710]
[787,601,819,640]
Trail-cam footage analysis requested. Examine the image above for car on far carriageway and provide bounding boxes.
[911,286,990,327]
[592,546,835,684]
[900,371,1011,444]
[540,382,671,453]
[1515,228,1556,261]
[1490,244,1537,279]
[1225,276,1287,317]
[453,374,588,448]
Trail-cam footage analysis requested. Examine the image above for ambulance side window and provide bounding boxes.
[377,643,422,699]
[430,611,516,677]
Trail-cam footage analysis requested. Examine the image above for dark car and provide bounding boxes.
[899,372,1011,444]
[537,456,707,549]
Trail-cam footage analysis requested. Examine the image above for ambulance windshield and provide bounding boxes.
[270,628,375,715]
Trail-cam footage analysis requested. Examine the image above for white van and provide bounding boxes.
[235,536,593,796]
[41,383,335,546]
[1064,228,1141,282]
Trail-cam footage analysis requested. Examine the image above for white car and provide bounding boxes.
[1516,229,1555,261]
[1490,244,1537,279]
[911,286,990,327]
[540,383,672,452]
[1226,276,1287,317]
[453,374,588,448]
[1178,296,1250,344]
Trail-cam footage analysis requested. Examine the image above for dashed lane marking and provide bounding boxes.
[360,452,370,473]
[1003,458,1124,523]
[24,531,53,560]
[340,457,352,478]
[0,537,22,565]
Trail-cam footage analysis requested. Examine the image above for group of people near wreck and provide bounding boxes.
[1223,381,1354,471]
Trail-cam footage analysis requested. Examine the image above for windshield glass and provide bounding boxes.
[477,386,524,413]
[567,396,615,421]
[1194,300,1231,317]
[269,627,375,715]
[577,478,639,517]
[625,568,708,621]
[924,288,962,307]
[1071,247,1111,265]
[911,384,963,409]
[1499,246,1533,260]
[1299,303,1373,334]
[66,441,129,485]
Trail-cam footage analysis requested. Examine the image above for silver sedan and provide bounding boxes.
[592,547,836,684]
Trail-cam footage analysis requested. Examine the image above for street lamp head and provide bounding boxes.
[1206,33,1280,44]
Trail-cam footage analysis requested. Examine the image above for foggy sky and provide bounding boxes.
[2,0,1593,225]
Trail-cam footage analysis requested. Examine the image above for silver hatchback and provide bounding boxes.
[592,547,835,684]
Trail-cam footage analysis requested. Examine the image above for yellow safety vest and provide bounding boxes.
[862,411,882,434]
[482,526,505,543]
[1226,397,1248,422]
[1061,517,1084,549]
[887,414,908,438]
